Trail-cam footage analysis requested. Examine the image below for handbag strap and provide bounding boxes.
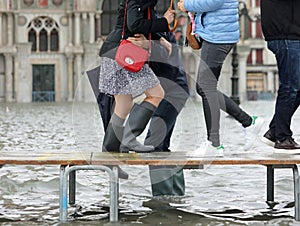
[121,0,151,50]
[121,0,129,40]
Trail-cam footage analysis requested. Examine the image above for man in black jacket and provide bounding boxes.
[119,31,190,195]
[260,0,300,153]
[145,32,189,196]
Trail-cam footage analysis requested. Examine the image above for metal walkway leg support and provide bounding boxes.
[59,165,119,223]
[267,165,274,202]
[293,165,300,221]
[69,170,76,205]
[266,164,300,221]
[59,165,66,222]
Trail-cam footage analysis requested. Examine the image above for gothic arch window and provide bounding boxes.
[39,29,48,51]
[101,0,169,36]
[28,28,37,51]
[50,29,59,51]
[27,16,59,52]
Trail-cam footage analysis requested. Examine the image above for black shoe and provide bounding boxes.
[261,130,275,147]
[274,138,300,154]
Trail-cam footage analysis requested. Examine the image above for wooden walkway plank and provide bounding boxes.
[1,151,300,165]
[1,151,300,223]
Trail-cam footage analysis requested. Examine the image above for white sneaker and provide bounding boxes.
[190,141,224,157]
[243,116,264,148]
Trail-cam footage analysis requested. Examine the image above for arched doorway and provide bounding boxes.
[32,64,55,102]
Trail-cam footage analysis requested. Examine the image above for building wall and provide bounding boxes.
[0,0,103,103]
[243,0,278,100]
[0,0,277,103]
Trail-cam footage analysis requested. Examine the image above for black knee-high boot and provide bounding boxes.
[102,113,128,179]
[120,101,156,153]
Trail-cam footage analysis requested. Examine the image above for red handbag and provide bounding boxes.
[115,0,151,73]
[115,40,150,73]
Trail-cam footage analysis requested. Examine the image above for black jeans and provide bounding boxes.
[145,77,189,196]
[145,77,189,150]
[196,41,252,146]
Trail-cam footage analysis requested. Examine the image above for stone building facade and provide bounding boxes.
[0,0,108,102]
[0,0,274,103]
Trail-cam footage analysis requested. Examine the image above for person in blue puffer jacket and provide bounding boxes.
[183,0,239,43]
[178,0,260,155]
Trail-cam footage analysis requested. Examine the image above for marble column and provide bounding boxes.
[89,13,95,43]
[267,71,275,93]
[237,44,251,102]
[68,13,73,45]
[16,43,32,103]
[74,13,81,46]
[7,13,13,46]
[0,13,2,46]
[67,55,74,101]
[95,13,101,40]
[74,54,82,101]
[82,13,88,43]
[83,43,100,102]
[4,53,13,102]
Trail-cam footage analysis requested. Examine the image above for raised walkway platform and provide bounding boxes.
[0,151,300,223]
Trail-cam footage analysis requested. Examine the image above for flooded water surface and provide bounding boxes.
[0,100,299,225]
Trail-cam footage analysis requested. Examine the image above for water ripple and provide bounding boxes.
[0,100,298,225]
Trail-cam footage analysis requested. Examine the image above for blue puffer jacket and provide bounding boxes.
[184,0,239,44]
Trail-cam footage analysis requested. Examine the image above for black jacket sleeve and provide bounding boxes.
[126,0,169,35]
[100,0,170,58]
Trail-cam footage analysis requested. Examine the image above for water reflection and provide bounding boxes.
[0,100,298,225]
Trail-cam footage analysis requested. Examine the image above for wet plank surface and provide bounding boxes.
[0,151,300,166]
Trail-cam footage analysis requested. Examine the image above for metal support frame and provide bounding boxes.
[59,165,119,223]
[69,169,76,205]
[293,165,300,220]
[266,164,300,221]
[266,165,274,201]
[59,165,66,222]
[57,164,300,223]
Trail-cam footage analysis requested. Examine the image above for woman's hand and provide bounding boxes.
[127,34,149,49]
[163,9,175,24]
[177,0,187,12]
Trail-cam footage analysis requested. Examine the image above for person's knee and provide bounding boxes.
[145,85,165,107]
[279,83,299,96]
[156,86,165,100]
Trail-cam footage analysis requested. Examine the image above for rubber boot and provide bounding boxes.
[145,100,186,196]
[102,113,129,179]
[102,113,124,152]
[149,165,185,196]
[120,101,156,153]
